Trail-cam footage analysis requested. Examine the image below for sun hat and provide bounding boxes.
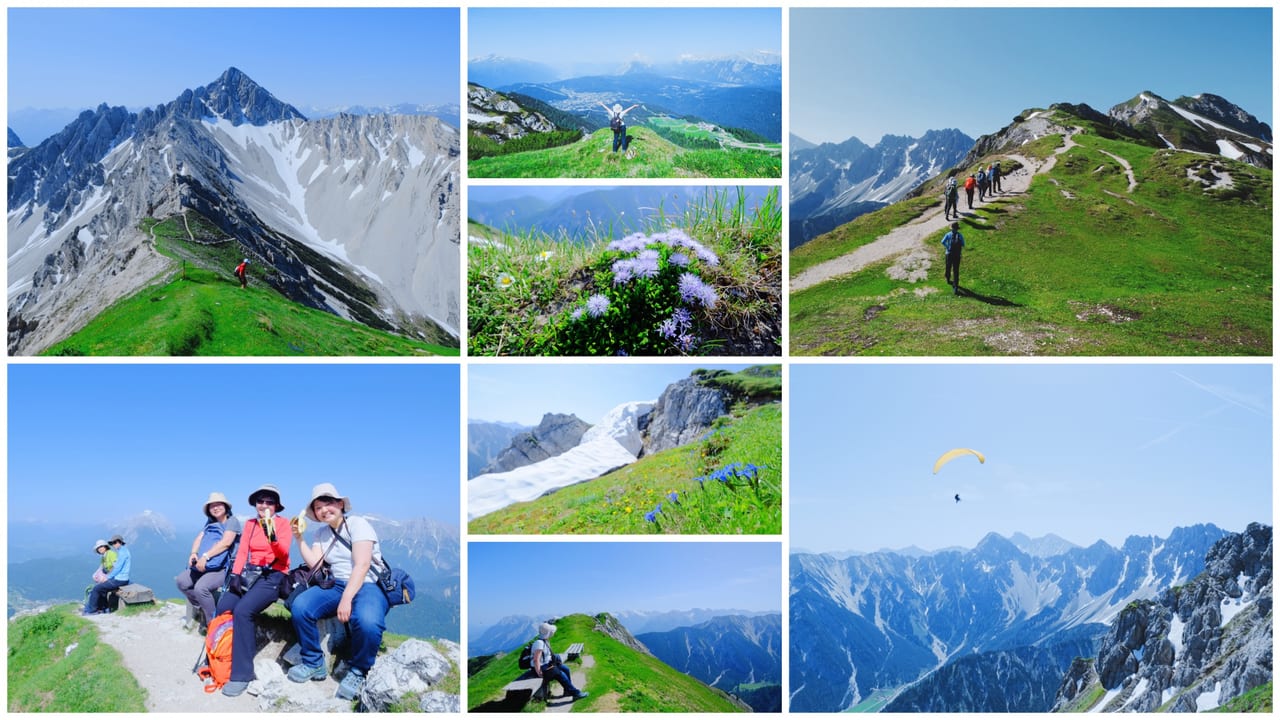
[247,483,284,512]
[94,539,109,551]
[539,622,557,638]
[612,103,623,114]
[305,483,352,522]
[204,491,232,517]
[108,534,126,546]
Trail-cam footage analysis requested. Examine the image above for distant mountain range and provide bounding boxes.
[468,186,776,241]
[467,420,530,478]
[638,613,783,712]
[8,510,460,641]
[790,524,1247,712]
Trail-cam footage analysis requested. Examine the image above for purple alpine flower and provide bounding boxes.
[632,254,660,279]
[678,273,718,308]
[586,294,610,318]
[668,252,690,267]
[608,232,649,254]
[612,258,635,285]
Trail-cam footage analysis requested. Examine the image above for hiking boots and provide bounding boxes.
[287,664,327,683]
[221,680,249,697]
[336,668,365,700]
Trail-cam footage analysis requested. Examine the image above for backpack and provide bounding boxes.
[945,176,957,194]
[196,611,235,693]
[196,520,231,571]
[518,640,537,670]
[610,113,624,132]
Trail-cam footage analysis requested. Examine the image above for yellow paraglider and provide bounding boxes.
[933,448,985,474]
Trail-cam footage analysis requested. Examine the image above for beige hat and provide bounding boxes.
[305,483,352,522]
[94,539,109,551]
[248,483,284,512]
[538,622,557,638]
[108,534,126,546]
[203,492,232,517]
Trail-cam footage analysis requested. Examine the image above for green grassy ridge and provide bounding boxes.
[790,128,1271,356]
[468,614,746,713]
[8,604,147,712]
[468,127,781,179]
[1211,681,1272,713]
[469,402,781,534]
[46,213,457,356]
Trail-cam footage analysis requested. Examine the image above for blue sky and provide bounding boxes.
[8,364,460,530]
[470,7,780,75]
[8,8,459,135]
[790,364,1271,553]
[468,541,781,627]
[792,7,1273,144]
[469,363,751,427]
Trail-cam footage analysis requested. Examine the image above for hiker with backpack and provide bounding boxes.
[83,535,130,615]
[597,101,639,154]
[942,175,960,221]
[285,483,393,700]
[976,167,988,202]
[530,622,589,702]
[234,258,249,289]
[964,174,977,209]
[176,492,241,634]
[941,221,966,296]
[213,484,292,697]
[989,162,1002,193]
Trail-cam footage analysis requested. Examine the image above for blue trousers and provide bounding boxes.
[215,571,285,681]
[612,128,629,153]
[539,660,582,696]
[84,578,126,613]
[290,580,389,673]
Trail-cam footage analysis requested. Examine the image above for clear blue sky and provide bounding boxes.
[468,541,781,627]
[8,8,459,111]
[9,364,460,529]
[790,364,1271,554]
[469,363,750,427]
[470,8,780,75]
[792,7,1273,145]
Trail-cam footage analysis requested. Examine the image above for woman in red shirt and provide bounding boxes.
[215,483,292,697]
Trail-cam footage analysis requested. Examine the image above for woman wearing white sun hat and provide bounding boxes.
[175,491,241,632]
[285,483,390,701]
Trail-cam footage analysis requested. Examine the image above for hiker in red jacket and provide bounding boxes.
[234,259,249,289]
[964,174,977,209]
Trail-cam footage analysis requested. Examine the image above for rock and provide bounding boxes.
[419,691,461,713]
[359,639,456,712]
[481,413,590,474]
[641,376,726,455]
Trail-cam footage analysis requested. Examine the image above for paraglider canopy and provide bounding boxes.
[933,448,985,474]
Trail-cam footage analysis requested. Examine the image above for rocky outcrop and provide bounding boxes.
[591,612,652,657]
[1050,523,1272,713]
[481,413,590,474]
[358,639,461,712]
[467,84,556,144]
[641,376,727,455]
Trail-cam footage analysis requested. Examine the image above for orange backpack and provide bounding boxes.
[196,611,235,693]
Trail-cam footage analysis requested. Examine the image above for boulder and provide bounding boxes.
[642,376,726,455]
[359,639,459,712]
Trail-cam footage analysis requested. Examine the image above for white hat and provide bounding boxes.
[305,483,352,522]
[203,491,232,517]
[93,539,109,551]
[538,622,557,638]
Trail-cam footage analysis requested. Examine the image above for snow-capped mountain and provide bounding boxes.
[789,524,1229,712]
[7,67,459,354]
[8,127,24,148]
[1109,91,1272,168]
[468,55,563,87]
[1053,523,1272,713]
[467,400,655,519]
[789,129,974,248]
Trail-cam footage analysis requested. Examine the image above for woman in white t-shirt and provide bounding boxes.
[286,483,389,700]
[532,622,588,701]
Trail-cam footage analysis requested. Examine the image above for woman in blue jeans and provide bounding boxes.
[287,483,390,700]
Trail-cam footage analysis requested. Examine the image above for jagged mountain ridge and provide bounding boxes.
[789,129,974,248]
[467,420,530,479]
[637,613,782,712]
[1053,523,1272,713]
[7,67,460,354]
[789,524,1229,712]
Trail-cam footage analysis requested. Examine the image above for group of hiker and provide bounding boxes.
[86,483,392,701]
[939,160,1005,295]
[943,161,1004,221]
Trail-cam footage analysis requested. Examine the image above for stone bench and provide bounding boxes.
[115,584,156,605]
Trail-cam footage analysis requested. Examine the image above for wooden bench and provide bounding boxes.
[564,642,584,661]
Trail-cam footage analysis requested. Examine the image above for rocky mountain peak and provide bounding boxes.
[1173,93,1273,142]
[175,66,305,126]
[480,412,591,475]
[591,612,652,656]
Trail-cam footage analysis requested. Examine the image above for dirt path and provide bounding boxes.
[86,602,348,712]
[791,130,1080,293]
[1098,149,1137,192]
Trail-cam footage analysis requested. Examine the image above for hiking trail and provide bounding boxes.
[791,128,1082,293]
[543,656,593,713]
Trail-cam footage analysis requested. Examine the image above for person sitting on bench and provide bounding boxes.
[531,622,588,702]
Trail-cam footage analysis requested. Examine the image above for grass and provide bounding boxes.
[43,214,457,356]
[469,187,781,356]
[469,400,781,534]
[468,127,781,179]
[8,604,147,712]
[1211,681,1272,713]
[790,127,1271,356]
[468,614,746,713]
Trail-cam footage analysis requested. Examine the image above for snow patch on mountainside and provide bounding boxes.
[468,400,655,519]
